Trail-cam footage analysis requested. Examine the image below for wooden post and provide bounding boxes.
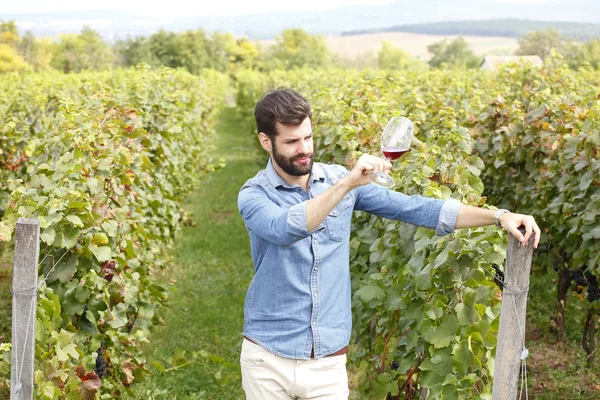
[10,219,40,400]
[492,226,534,400]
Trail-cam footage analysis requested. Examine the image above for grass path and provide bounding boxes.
[131,108,259,399]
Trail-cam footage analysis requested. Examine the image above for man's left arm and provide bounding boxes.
[354,182,541,248]
[340,154,542,247]
[455,206,541,249]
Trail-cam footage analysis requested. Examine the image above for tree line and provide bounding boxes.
[1,20,600,74]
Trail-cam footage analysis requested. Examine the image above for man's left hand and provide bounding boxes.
[498,212,541,249]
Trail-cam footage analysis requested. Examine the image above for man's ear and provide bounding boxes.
[258,132,272,152]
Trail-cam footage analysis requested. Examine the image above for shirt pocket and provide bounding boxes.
[325,195,353,242]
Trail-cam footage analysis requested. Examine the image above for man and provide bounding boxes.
[237,88,540,400]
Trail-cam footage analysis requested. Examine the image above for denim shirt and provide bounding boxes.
[238,158,462,360]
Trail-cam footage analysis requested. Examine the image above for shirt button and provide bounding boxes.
[312,239,317,245]
[332,210,338,215]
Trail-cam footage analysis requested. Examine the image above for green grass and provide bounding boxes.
[128,108,258,400]
[0,244,12,343]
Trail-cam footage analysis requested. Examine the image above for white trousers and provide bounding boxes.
[240,339,350,400]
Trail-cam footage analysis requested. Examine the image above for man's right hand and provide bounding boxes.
[305,154,391,231]
[341,154,392,189]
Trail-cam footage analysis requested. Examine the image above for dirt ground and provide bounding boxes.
[259,32,519,63]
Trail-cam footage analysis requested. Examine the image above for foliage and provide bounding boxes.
[234,68,267,130]
[0,245,11,343]
[377,41,414,70]
[470,55,600,353]
[18,32,55,71]
[264,29,334,70]
[0,66,228,398]
[568,38,600,70]
[113,29,261,76]
[0,343,9,398]
[206,31,238,72]
[224,37,262,74]
[0,21,53,72]
[233,62,600,396]
[427,37,481,68]
[0,44,31,73]
[0,20,263,76]
[516,28,570,59]
[235,67,504,397]
[0,21,32,73]
[0,21,19,47]
[473,55,600,273]
[51,26,114,73]
[112,36,159,70]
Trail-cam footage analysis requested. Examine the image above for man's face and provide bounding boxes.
[270,117,314,177]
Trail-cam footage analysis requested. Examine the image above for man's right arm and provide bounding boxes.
[239,154,392,245]
[305,154,392,230]
[238,182,354,246]
[238,187,317,246]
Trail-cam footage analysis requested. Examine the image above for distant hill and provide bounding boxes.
[342,19,600,40]
[2,0,600,40]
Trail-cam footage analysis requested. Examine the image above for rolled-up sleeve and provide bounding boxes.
[435,198,463,235]
[238,186,323,245]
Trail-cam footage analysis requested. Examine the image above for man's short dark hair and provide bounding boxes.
[254,88,312,140]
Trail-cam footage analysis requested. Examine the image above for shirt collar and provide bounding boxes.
[266,158,325,189]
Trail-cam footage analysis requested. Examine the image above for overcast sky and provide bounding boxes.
[2,0,556,17]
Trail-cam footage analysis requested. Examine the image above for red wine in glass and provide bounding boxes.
[383,146,410,161]
[368,116,414,187]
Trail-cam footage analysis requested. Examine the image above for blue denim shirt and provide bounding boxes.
[238,158,462,360]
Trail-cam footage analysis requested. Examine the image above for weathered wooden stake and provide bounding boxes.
[10,219,40,400]
[492,226,534,400]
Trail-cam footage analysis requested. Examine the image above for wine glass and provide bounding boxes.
[368,116,414,187]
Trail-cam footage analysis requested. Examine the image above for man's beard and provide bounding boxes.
[272,142,314,177]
